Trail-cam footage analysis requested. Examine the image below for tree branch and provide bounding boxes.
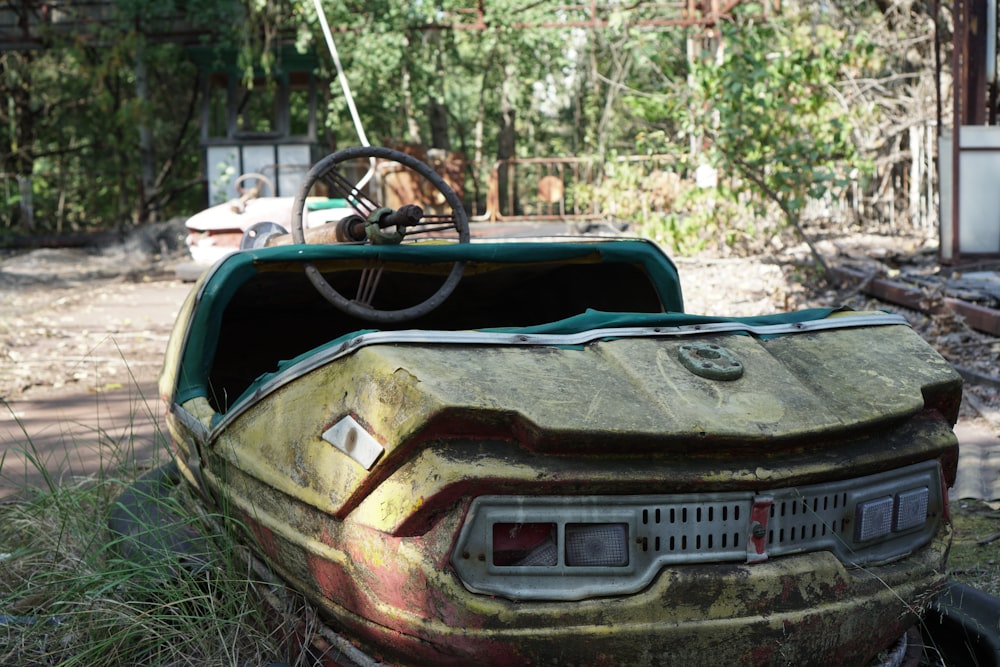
[728,153,838,286]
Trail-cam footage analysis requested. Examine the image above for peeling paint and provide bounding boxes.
[160,249,962,665]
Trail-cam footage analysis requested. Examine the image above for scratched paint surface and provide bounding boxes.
[158,248,963,664]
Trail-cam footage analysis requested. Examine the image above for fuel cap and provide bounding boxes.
[678,342,744,381]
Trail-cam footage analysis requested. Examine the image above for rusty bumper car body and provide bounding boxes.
[159,147,963,666]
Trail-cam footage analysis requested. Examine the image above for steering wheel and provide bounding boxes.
[290,146,470,323]
[234,172,274,198]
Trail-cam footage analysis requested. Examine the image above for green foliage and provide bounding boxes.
[624,6,876,253]
[1,39,203,232]
[305,0,573,153]
[0,0,902,246]
[691,9,871,221]
[0,0,293,234]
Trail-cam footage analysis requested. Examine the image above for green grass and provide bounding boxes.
[0,403,291,667]
[947,499,1000,598]
[0,478,292,665]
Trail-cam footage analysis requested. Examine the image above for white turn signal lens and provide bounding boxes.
[321,415,384,470]
[855,497,894,542]
[565,523,629,567]
[894,488,929,532]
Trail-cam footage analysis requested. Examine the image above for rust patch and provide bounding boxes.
[747,497,772,562]
[749,642,777,665]
[307,551,356,612]
[244,516,281,563]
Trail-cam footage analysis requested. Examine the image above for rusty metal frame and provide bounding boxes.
[422,0,780,31]
[473,154,679,223]
[833,265,1000,337]
[2,0,779,49]
[945,0,1000,264]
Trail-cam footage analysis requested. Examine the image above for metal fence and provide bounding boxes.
[2,150,943,237]
[468,155,681,223]
[465,152,941,233]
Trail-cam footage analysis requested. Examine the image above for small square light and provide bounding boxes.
[321,416,384,470]
[855,497,893,543]
[894,488,929,532]
[565,523,629,567]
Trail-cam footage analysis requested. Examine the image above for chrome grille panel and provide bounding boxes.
[634,498,749,562]
[451,460,944,601]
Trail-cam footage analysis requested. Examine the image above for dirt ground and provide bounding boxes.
[0,219,831,403]
[1,220,189,398]
[0,222,190,494]
[1,221,998,498]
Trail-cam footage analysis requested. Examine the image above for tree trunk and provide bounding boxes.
[497,61,516,216]
[473,44,499,165]
[428,31,450,150]
[471,62,495,218]
[400,34,423,145]
[429,98,450,149]
[136,45,158,223]
[3,50,37,231]
[595,33,632,162]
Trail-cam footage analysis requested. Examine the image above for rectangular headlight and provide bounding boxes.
[855,497,894,542]
[565,523,629,567]
[894,487,929,532]
[855,487,930,543]
[492,522,556,566]
[452,461,944,601]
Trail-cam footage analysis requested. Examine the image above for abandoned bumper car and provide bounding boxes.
[126,146,993,665]
[180,170,357,266]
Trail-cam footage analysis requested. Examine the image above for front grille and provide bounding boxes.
[634,499,748,560]
[767,490,850,551]
[451,460,944,601]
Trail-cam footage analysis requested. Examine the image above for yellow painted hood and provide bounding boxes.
[182,319,960,534]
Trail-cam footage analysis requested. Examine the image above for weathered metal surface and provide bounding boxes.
[161,313,960,665]
[170,322,958,521]
[180,452,952,666]
[158,238,964,665]
[833,265,1000,336]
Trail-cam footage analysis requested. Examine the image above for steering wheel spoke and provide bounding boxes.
[234,172,274,198]
[290,146,470,323]
[355,259,385,307]
[317,168,379,218]
[405,216,467,238]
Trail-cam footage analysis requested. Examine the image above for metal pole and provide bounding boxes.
[951,0,964,262]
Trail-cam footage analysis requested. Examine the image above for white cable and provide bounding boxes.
[312,0,377,192]
[313,0,369,147]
